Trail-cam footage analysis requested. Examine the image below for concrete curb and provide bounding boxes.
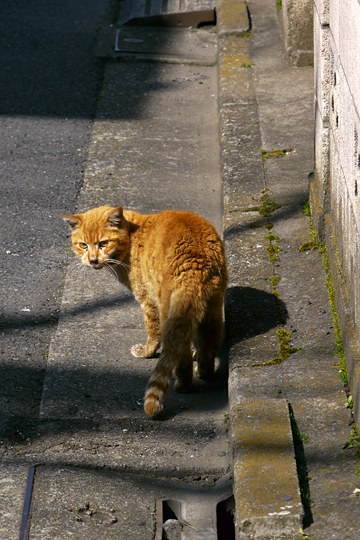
[217,1,303,538]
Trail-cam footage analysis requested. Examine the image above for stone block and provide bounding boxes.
[314,9,330,123]
[282,0,314,66]
[231,399,302,539]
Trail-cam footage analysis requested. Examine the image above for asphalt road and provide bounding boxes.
[0,0,115,449]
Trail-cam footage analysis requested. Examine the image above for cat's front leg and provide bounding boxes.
[131,298,161,358]
[131,338,160,358]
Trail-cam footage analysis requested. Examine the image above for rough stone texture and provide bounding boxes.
[217,0,250,35]
[231,400,302,539]
[281,0,314,66]
[0,463,29,537]
[313,2,331,235]
[3,1,360,538]
[312,0,360,428]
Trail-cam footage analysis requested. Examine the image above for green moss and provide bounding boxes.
[301,200,311,217]
[253,326,300,366]
[321,243,348,384]
[300,432,310,444]
[267,242,280,263]
[277,327,301,359]
[269,274,281,291]
[266,231,281,263]
[304,206,348,385]
[344,425,360,478]
[258,194,281,217]
[298,241,320,252]
[276,0,283,11]
[266,232,280,242]
[260,148,292,159]
[241,193,281,218]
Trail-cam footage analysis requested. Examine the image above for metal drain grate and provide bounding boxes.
[120,0,216,28]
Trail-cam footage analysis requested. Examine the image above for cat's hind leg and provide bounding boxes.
[131,298,161,358]
[195,293,224,381]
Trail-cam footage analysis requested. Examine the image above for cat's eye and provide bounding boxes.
[78,242,88,250]
[98,240,109,249]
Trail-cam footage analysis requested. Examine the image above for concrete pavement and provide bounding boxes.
[1,3,230,539]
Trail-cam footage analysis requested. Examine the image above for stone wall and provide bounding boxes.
[312,0,360,423]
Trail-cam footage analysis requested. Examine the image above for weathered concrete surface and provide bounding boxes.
[231,400,302,539]
[0,12,231,540]
[2,1,360,538]
[281,0,314,66]
[220,0,360,538]
[312,0,360,431]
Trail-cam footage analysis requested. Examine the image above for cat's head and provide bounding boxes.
[62,205,130,270]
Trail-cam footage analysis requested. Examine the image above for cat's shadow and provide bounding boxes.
[158,285,286,419]
[225,285,287,347]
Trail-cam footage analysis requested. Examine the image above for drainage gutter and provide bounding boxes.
[217,1,303,537]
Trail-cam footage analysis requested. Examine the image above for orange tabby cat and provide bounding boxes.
[63,205,227,417]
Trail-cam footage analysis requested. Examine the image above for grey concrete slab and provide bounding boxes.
[26,466,230,540]
[3,1,359,538]
[78,60,222,229]
[0,462,29,540]
[28,467,157,540]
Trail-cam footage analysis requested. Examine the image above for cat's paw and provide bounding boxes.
[131,343,147,358]
[131,342,159,358]
[195,367,216,381]
[194,362,215,381]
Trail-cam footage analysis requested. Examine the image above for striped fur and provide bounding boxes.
[63,205,227,417]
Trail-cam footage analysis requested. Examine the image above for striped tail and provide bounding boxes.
[144,370,172,417]
[143,291,201,417]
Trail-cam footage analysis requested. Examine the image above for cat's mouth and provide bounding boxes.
[89,261,104,270]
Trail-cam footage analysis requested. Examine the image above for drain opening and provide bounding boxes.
[125,9,216,28]
[160,500,182,540]
[216,496,235,540]
[119,0,218,29]
[156,495,235,540]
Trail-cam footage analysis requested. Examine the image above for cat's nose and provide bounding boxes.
[89,258,99,267]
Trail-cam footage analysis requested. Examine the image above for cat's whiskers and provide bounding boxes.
[68,260,86,275]
[106,258,130,272]
[104,261,119,279]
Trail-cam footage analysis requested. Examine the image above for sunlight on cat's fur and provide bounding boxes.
[63,205,227,417]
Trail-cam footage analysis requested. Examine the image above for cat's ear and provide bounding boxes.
[108,207,124,228]
[62,214,81,230]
